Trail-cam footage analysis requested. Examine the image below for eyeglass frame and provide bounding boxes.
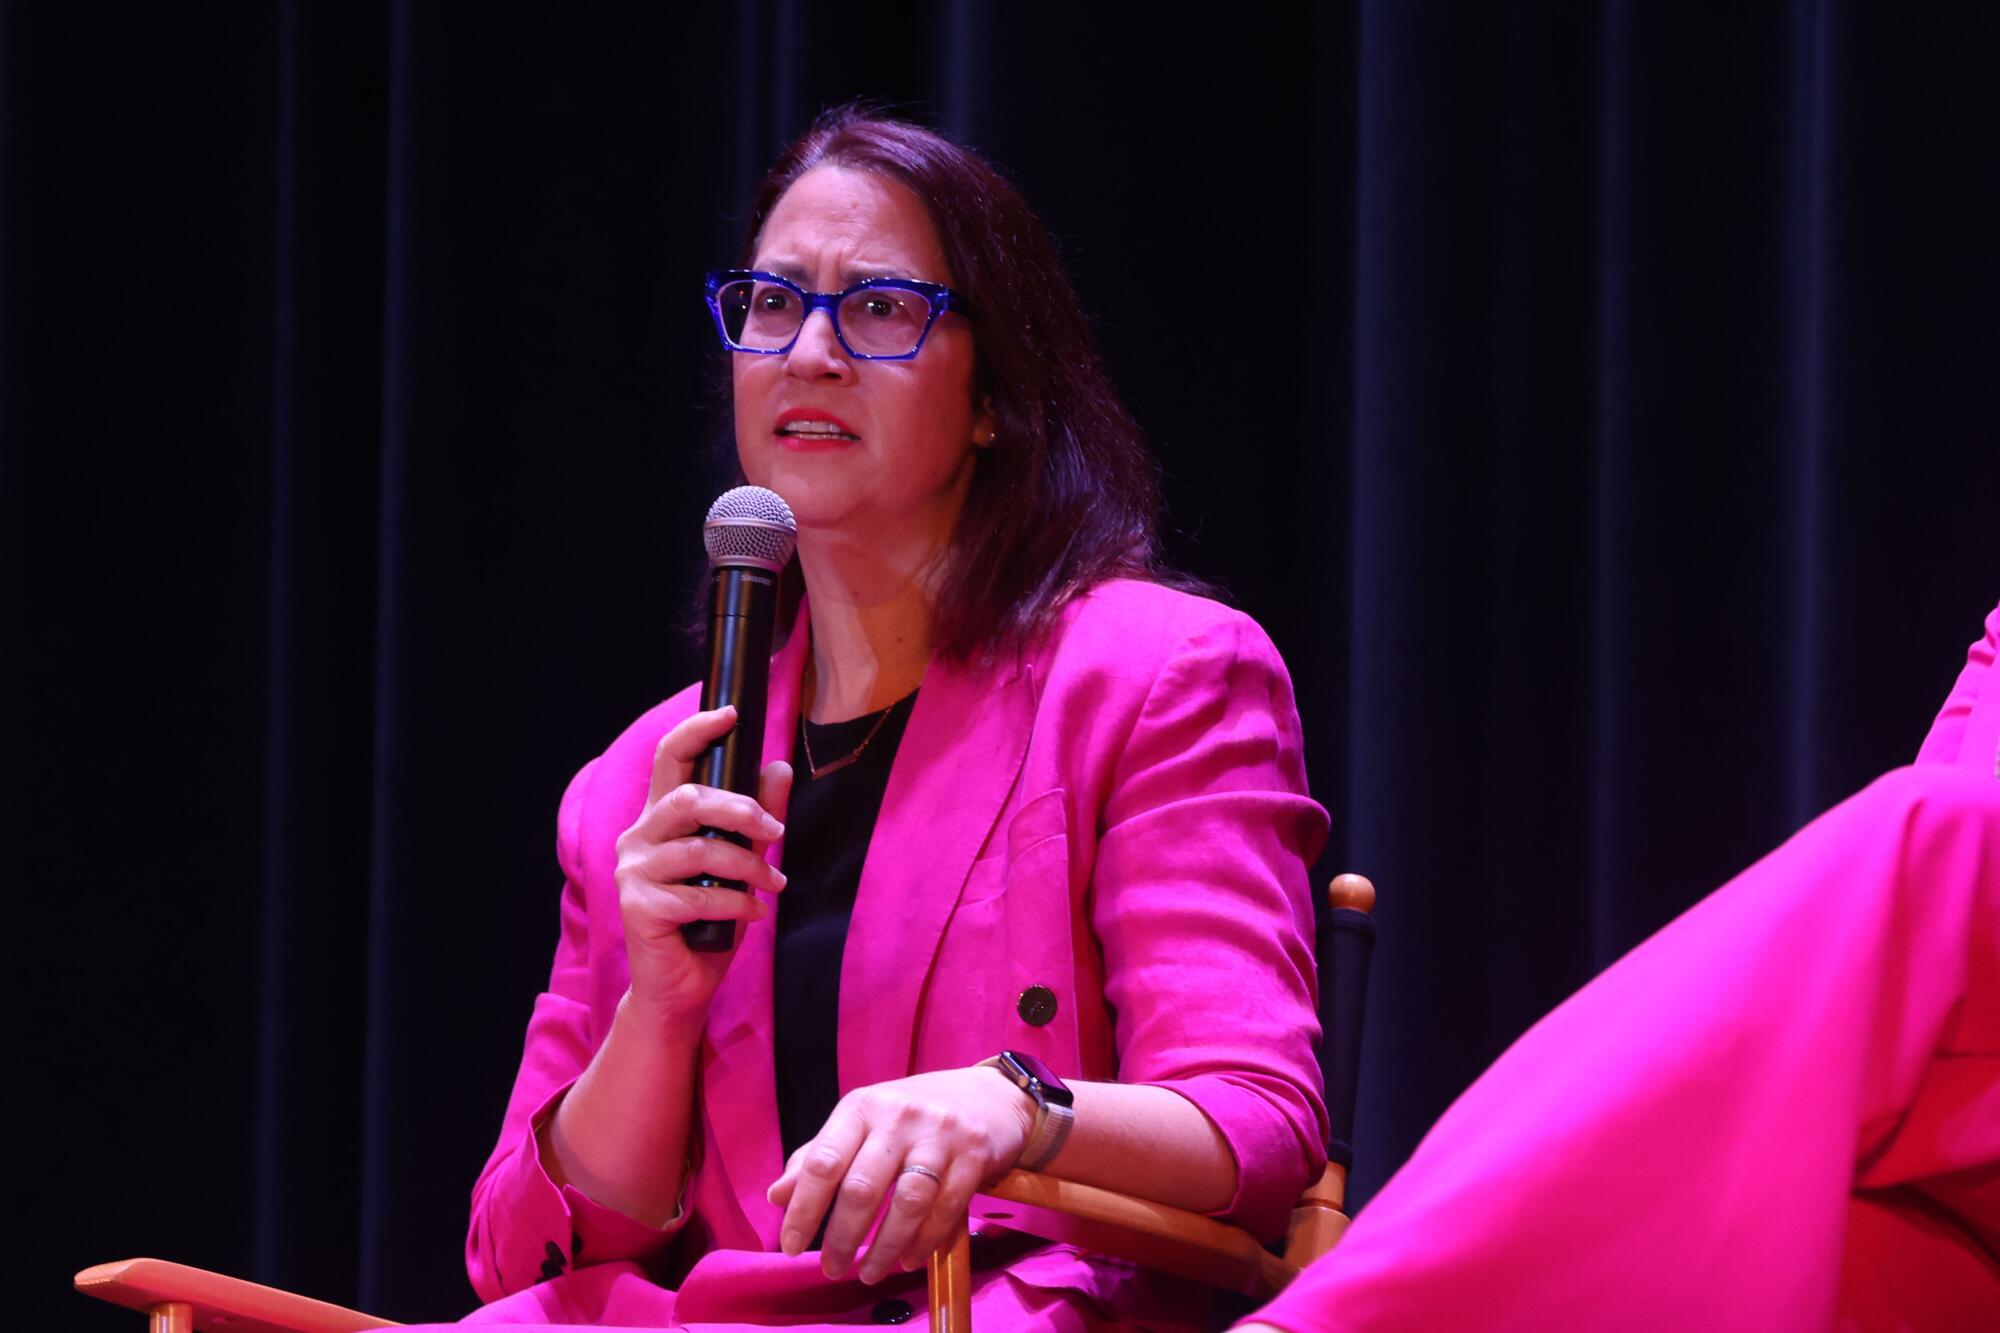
[703,269,970,362]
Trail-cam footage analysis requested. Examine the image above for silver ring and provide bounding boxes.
[899,1163,943,1186]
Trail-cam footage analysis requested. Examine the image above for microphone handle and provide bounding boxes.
[683,565,779,953]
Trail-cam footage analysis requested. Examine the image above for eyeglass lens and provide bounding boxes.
[715,278,934,357]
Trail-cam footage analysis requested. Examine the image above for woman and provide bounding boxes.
[458,109,1329,1330]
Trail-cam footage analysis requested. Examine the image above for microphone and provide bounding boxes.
[682,485,797,952]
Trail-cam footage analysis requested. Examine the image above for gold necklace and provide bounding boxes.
[801,702,898,779]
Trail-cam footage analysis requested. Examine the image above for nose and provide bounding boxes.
[784,308,853,384]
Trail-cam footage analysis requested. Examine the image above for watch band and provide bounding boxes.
[1016,1101,1074,1171]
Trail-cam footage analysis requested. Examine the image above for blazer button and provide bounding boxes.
[871,1298,915,1324]
[1017,985,1058,1026]
[538,1239,567,1282]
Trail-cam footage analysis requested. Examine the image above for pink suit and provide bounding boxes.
[449,581,1330,1330]
[1252,603,2000,1332]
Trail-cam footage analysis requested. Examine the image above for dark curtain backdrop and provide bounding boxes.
[8,2,1996,1326]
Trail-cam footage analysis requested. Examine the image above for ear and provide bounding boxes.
[972,395,997,448]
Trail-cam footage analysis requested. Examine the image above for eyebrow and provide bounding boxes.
[757,260,918,289]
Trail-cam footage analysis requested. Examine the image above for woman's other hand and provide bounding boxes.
[616,705,793,1022]
[766,1065,1035,1283]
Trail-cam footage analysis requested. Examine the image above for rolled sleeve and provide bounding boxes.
[1145,1071,1328,1238]
[466,1071,690,1301]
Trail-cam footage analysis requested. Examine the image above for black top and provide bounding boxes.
[773,689,919,1160]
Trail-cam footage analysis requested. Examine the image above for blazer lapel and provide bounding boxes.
[700,599,811,1247]
[839,652,1036,1092]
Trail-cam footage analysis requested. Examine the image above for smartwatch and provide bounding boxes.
[981,1050,1076,1171]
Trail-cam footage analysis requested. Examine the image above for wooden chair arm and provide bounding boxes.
[926,1168,1319,1331]
[74,1258,399,1333]
[972,1170,1297,1297]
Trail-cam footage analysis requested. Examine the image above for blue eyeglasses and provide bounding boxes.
[704,269,968,361]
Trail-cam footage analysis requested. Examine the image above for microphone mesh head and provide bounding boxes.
[703,485,798,570]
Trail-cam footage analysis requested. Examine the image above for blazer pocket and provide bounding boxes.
[959,787,1070,905]
[922,788,1078,1067]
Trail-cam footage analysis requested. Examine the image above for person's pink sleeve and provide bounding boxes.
[1092,610,1332,1242]
[1916,601,2000,774]
[463,757,688,1303]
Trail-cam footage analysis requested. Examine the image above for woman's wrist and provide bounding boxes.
[619,982,713,1037]
[531,988,706,1226]
[973,1062,1040,1161]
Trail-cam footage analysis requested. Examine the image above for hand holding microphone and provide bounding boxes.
[610,486,798,1024]
[613,706,792,1020]
[681,487,797,951]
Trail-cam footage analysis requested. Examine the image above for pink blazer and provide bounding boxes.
[458,580,1330,1328]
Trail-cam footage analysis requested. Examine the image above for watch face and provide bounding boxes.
[1004,1050,1075,1107]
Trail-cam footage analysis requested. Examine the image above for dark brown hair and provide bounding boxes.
[743,106,1188,663]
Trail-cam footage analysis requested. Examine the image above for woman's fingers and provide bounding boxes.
[758,759,795,828]
[766,1143,808,1209]
[892,1154,985,1274]
[857,1152,952,1283]
[647,706,740,805]
[769,1130,961,1282]
[642,713,788,844]
[817,1131,909,1279]
[627,834,786,894]
[778,1111,868,1259]
[632,781,785,845]
[768,1070,1025,1281]
[621,878,769,930]
[615,710,787,1016]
